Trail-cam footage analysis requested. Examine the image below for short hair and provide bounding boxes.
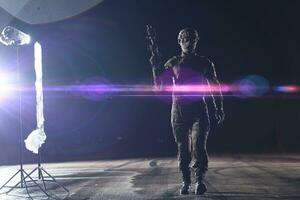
[178,28,200,43]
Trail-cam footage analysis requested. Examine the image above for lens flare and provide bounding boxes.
[274,86,300,93]
[234,75,270,97]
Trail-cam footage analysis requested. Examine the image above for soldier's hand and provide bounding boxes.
[215,108,225,124]
[149,55,162,67]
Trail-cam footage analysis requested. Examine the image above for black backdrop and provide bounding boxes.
[0,0,299,165]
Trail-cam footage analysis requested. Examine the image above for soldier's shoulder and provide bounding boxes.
[197,55,214,67]
[164,55,181,69]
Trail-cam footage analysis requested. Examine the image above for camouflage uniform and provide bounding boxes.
[151,28,224,195]
[164,52,218,184]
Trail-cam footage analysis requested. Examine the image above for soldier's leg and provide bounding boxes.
[191,118,210,195]
[172,122,191,194]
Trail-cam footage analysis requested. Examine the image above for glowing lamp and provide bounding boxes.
[0,26,31,46]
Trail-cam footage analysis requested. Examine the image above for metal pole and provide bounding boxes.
[17,46,25,188]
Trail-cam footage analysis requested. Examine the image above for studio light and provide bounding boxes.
[0,26,31,46]
[0,26,68,199]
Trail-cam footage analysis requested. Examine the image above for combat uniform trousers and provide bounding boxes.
[171,102,210,184]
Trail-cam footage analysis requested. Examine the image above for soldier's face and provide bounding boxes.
[178,36,198,54]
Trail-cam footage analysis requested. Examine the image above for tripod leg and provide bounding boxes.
[23,170,50,197]
[6,167,37,194]
[22,171,33,200]
[38,167,47,190]
[0,169,21,191]
[5,169,35,198]
[5,171,26,194]
[20,168,24,188]
[41,168,69,193]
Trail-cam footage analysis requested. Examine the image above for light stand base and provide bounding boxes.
[0,166,69,199]
[0,168,48,199]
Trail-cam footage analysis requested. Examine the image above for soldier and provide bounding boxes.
[149,28,225,195]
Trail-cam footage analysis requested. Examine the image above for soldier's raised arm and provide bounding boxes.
[146,25,166,88]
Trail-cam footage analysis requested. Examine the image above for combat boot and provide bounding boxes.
[180,171,191,195]
[195,180,207,195]
[194,171,207,195]
[180,181,191,195]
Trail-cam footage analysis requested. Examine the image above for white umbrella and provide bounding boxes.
[0,0,104,24]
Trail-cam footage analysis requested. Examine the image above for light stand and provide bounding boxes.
[0,26,69,199]
[0,45,50,199]
[23,151,69,199]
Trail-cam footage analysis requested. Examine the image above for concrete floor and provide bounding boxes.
[0,155,299,199]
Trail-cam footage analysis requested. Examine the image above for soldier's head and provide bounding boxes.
[178,28,199,54]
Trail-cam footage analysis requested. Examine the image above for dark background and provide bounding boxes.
[0,0,299,165]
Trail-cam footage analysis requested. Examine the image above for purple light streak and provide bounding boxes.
[1,83,300,100]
